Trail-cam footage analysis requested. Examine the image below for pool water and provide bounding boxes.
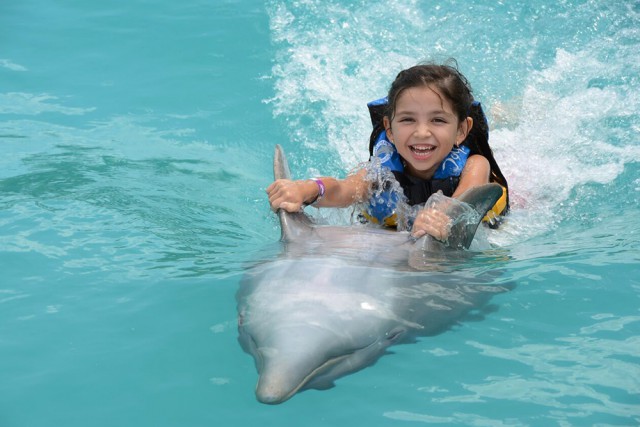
[1,1,639,426]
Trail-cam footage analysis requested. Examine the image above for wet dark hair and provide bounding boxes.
[384,61,510,215]
[386,61,473,123]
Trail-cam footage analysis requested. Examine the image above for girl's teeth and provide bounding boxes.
[412,146,434,152]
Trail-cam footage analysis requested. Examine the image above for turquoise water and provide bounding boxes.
[1,0,639,425]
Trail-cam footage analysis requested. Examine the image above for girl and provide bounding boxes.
[267,62,509,241]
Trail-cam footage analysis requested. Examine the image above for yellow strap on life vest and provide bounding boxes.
[482,185,508,224]
[360,211,399,228]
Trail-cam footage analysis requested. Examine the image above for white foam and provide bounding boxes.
[266,1,424,165]
[488,42,640,245]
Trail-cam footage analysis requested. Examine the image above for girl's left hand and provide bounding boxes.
[266,179,309,212]
[411,207,452,242]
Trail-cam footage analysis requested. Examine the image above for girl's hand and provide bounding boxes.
[411,207,452,242]
[266,179,314,213]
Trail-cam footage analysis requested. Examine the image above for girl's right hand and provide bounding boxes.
[266,179,315,213]
[411,207,452,242]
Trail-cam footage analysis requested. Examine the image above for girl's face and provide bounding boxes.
[384,85,471,180]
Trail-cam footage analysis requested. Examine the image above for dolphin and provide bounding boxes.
[237,145,507,404]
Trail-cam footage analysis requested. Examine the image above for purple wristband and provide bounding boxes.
[309,178,325,205]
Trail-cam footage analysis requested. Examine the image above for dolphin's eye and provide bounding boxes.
[386,328,405,342]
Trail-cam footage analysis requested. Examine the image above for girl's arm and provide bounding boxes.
[411,154,490,240]
[451,154,491,198]
[267,169,369,213]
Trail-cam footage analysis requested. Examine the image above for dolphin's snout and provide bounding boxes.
[255,375,297,405]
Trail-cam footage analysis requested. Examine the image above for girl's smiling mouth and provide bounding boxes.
[410,144,437,158]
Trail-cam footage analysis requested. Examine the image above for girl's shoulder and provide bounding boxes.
[460,154,491,181]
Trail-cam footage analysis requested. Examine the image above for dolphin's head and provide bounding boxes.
[239,318,407,404]
[237,255,418,404]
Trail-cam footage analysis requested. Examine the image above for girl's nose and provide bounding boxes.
[414,122,432,138]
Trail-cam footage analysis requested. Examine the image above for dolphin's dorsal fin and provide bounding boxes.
[273,145,314,242]
[446,183,504,249]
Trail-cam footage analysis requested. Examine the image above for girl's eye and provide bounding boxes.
[398,117,415,123]
[433,117,447,123]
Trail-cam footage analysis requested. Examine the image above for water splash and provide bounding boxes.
[267,0,640,246]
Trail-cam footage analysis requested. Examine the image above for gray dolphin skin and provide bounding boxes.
[237,145,507,404]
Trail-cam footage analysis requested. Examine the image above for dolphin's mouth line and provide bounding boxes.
[280,340,380,401]
[282,353,354,401]
[258,340,379,404]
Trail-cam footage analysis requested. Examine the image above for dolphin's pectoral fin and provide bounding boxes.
[305,378,336,391]
[273,144,314,242]
[479,303,501,315]
[461,302,502,322]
